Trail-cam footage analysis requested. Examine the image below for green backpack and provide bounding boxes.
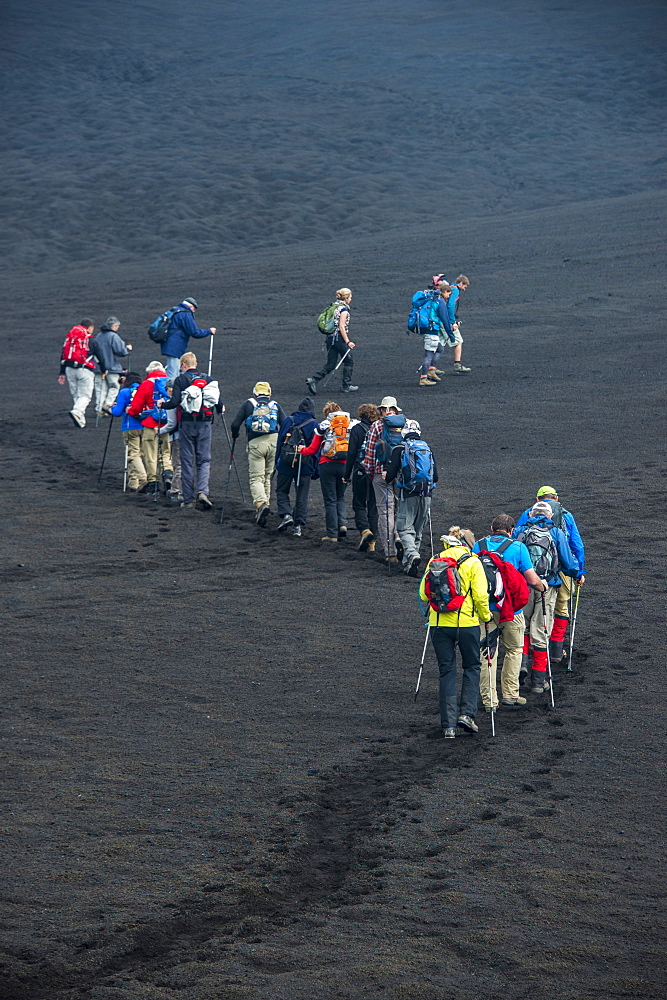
[317,301,339,335]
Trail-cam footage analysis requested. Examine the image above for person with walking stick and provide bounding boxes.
[305,288,359,396]
[159,297,216,382]
[109,371,146,492]
[361,397,405,566]
[274,398,319,537]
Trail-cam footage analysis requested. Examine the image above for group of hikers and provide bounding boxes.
[58,283,586,737]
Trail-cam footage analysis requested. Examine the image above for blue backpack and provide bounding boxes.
[398,439,435,494]
[375,414,406,466]
[141,376,170,424]
[245,397,279,434]
[407,289,441,335]
[147,306,186,344]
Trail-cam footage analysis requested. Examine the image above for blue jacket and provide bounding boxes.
[516,505,585,574]
[275,410,319,476]
[447,285,461,326]
[111,383,143,431]
[161,303,213,358]
[436,296,455,341]
[512,516,579,585]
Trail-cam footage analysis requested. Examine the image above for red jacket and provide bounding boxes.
[479,549,531,623]
[61,325,95,370]
[126,370,167,429]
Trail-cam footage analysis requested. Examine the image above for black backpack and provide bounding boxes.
[147,306,186,344]
[280,416,314,468]
[477,537,512,600]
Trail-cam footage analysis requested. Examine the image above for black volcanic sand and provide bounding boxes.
[1,2,666,998]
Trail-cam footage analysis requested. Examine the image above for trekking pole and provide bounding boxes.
[219,439,236,526]
[484,623,496,736]
[567,586,581,673]
[414,624,431,701]
[296,452,303,489]
[321,348,351,390]
[541,592,556,709]
[97,415,114,483]
[122,443,129,492]
[221,415,246,501]
[207,333,214,378]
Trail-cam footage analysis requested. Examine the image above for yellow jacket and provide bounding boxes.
[419,545,492,627]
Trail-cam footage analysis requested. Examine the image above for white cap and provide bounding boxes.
[401,419,421,437]
[379,395,402,411]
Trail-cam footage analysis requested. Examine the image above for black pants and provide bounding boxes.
[276,467,311,525]
[312,336,353,389]
[430,626,482,729]
[351,466,378,534]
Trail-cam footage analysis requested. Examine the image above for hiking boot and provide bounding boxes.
[168,490,183,504]
[484,705,497,714]
[321,535,338,543]
[255,503,270,527]
[385,555,400,566]
[453,362,471,374]
[293,524,302,537]
[406,554,421,577]
[358,528,374,551]
[338,526,348,538]
[162,470,174,489]
[197,492,213,509]
[443,727,457,739]
[367,540,376,553]
[341,385,359,393]
[427,368,441,381]
[144,482,160,496]
[419,376,438,387]
[278,514,293,531]
[457,715,478,733]
[530,671,550,694]
[501,697,528,709]
[395,539,404,562]
[179,501,195,510]
[432,367,445,375]
[305,377,317,395]
[549,639,565,662]
[69,410,84,428]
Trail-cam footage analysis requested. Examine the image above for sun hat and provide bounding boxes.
[253,381,271,396]
[379,395,402,411]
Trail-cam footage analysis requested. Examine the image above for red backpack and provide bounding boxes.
[425,553,473,613]
[476,538,530,621]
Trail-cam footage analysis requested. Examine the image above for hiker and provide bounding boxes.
[343,403,380,552]
[126,361,174,496]
[90,317,132,417]
[385,419,438,576]
[274,398,319,536]
[305,288,359,395]
[409,279,456,387]
[299,401,353,542]
[512,501,580,693]
[362,396,405,564]
[161,380,183,504]
[419,527,492,738]
[110,371,147,492]
[231,382,287,526]
[158,352,221,510]
[472,514,547,710]
[515,486,586,661]
[160,298,216,381]
[58,318,96,428]
[445,275,471,374]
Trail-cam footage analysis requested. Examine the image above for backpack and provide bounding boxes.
[180,375,220,415]
[322,412,351,461]
[516,522,559,579]
[544,500,564,530]
[425,553,473,613]
[147,306,185,344]
[407,289,441,335]
[245,397,279,434]
[317,301,339,335]
[141,376,170,425]
[397,439,435,494]
[375,414,406,466]
[63,325,94,367]
[477,537,512,602]
[280,416,314,468]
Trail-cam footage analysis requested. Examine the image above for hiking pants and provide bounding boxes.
[247,433,277,508]
[180,420,212,503]
[396,494,430,566]
[479,609,525,708]
[372,474,398,557]
[554,572,573,619]
[312,335,354,389]
[318,461,347,536]
[430,625,481,729]
[94,372,121,413]
[351,466,378,535]
[421,334,445,376]
[142,427,173,482]
[170,437,182,497]
[66,367,94,425]
[523,586,557,651]
[276,467,311,525]
[163,356,181,381]
[122,429,146,490]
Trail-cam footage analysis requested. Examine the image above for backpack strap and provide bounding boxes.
[496,537,513,555]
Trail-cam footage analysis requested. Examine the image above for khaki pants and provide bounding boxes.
[122,429,146,489]
[142,428,173,482]
[554,572,573,618]
[479,609,525,708]
[247,434,277,507]
[523,586,557,650]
